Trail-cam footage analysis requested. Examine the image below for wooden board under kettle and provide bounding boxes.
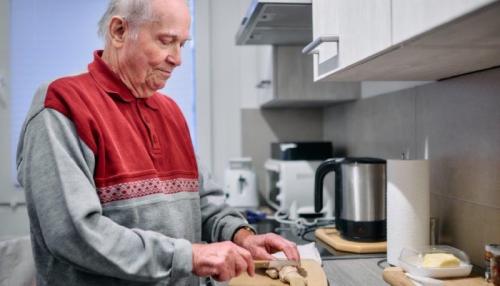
[315,227,387,254]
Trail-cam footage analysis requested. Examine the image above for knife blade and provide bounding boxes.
[254,259,299,269]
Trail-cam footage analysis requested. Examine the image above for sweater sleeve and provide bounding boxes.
[17,107,193,283]
[197,159,254,243]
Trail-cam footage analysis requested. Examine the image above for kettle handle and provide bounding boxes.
[314,158,341,213]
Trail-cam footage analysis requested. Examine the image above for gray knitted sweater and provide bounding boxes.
[16,52,249,286]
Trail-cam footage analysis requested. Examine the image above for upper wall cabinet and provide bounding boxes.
[306,0,500,81]
[392,0,495,44]
[337,0,392,69]
[307,0,391,81]
[256,45,360,108]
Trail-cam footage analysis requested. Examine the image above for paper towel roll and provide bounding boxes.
[387,159,430,266]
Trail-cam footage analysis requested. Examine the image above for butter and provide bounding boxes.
[422,253,460,268]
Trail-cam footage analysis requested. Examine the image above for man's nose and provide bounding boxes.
[166,46,182,67]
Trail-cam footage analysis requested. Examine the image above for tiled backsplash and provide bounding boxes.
[324,67,500,265]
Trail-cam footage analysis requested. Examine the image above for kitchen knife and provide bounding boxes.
[254,259,299,269]
[254,260,307,277]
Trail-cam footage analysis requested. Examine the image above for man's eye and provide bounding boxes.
[160,38,173,45]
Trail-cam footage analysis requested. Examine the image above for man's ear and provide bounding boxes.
[108,16,128,48]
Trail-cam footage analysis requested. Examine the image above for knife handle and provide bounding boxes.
[254,260,270,269]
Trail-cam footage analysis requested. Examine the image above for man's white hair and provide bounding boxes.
[98,0,155,41]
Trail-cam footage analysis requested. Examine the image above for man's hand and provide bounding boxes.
[234,231,300,261]
[192,242,255,281]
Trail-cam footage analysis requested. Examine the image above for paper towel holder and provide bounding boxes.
[430,217,440,245]
[400,151,410,160]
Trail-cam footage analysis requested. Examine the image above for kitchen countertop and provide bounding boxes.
[322,257,387,286]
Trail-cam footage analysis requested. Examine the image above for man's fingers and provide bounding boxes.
[213,256,234,281]
[255,248,275,260]
[282,243,300,261]
[193,242,253,281]
[265,234,300,261]
[233,254,248,277]
[279,239,300,261]
[236,245,255,276]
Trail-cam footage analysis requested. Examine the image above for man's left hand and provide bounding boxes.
[234,231,300,261]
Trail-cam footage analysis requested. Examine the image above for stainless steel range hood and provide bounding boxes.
[235,0,312,45]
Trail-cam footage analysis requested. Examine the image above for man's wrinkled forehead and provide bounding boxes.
[152,0,191,21]
[151,0,191,39]
[150,21,191,41]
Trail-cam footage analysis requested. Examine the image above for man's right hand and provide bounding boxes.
[192,241,255,281]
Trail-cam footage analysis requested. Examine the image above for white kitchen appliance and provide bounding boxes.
[263,142,334,220]
[223,158,258,209]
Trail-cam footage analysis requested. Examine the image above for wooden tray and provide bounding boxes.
[383,267,494,286]
[229,259,327,286]
[315,227,386,254]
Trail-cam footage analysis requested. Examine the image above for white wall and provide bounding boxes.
[0,0,30,236]
[195,0,261,182]
[0,1,11,188]
[324,67,500,265]
[194,0,213,167]
[361,81,431,98]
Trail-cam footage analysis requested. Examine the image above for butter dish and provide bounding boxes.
[399,245,473,278]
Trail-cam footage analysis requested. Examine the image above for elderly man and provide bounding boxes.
[16,0,299,285]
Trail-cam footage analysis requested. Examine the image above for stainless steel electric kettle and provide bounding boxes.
[314,157,386,242]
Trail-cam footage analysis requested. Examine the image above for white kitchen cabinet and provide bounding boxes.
[312,0,337,55]
[308,0,500,81]
[392,0,496,44]
[256,45,360,108]
[255,46,274,105]
[307,0,391,81]
[310,0,339,80]
[337,0,392,69]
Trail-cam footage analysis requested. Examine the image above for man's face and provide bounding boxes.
[119,0,191,94]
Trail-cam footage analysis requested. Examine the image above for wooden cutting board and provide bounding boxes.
[315,227,387,254]
[383,267,494,286]
[229,259,327,286]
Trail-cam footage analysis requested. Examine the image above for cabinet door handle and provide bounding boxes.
[256,80,272,89]
[302,35,339,55]
[0,200,27,210]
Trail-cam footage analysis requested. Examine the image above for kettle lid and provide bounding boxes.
[340,157,386,164]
